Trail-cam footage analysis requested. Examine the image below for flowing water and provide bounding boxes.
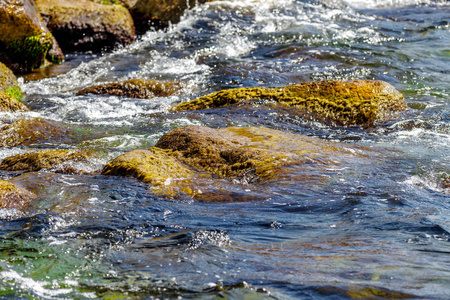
[1,0,450,298]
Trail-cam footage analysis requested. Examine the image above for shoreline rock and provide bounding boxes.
[171,80,408,126]
[36,0,136,53]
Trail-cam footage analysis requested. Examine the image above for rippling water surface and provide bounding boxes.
[1,0,449,298]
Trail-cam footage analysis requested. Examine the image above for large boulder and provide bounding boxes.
[76,79,181,98]
[0,149,103,174]
[36,0,136,52]
[0,118,72,147]
[103,126,368,200]
[130,0,215,35]
[0,0,64,73]
[0,180,37,211]
[172,80,408,126]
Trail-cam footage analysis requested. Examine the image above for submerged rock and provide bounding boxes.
[103,126,368,201]
[77,79,181,98]
[155,126,361,182]
[0,0,63,72]
[130,0,216,34]
[0,118,72,147]
[172,80,407,126]
[0,149,102,174]
[36,0,136,52]
[0,180,37,211]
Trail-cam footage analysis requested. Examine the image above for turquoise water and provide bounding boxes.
[1,0,450,298]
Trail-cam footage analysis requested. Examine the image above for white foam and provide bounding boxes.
[0,269,72,298]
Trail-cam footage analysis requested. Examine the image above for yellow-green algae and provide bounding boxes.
[0,149,95,173]
[0,91,28,112]
[102,126,370,200]
[0,62,22,101]
[172,80,407,126]
[102,148,195,187]
[0,180,37,211]
[76,79,181,98]
[0,118,71,147]
[155,126,365,182]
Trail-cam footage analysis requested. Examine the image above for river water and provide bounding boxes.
[1,0,449,298]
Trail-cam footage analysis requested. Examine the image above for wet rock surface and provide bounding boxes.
[172,80,408,126]
[77,79,182,98]
[0,180,37,211]
[0,149,103,174]
[36,0,136,52]
[103,125,369,200]
[0,0,62,72]
[130,0,216,34]
[0,118,73,147]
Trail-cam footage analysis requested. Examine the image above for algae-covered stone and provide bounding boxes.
[0,118,72,147]
[0,91,28,112]
[102,126,369,201]
[0,0,63,72]
[0,149,98,174]
[0,180,37,211]
[36,0,136,52]
[77,79,181,98]
[0,62,22,100]
[155,126,361,182]
[102,148,195,186]
[130,0,216,34]
[172,80,408,126]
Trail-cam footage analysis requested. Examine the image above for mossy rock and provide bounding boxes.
[130,0,216,34]
[444,177,450,189]
[172,80,408,126]
[0,180,37,211]
[76,79,182,98]
[0,91,28,112]
[0,149,100,174]
[155,126,362,182]
[103,126,369,201]
[36,0,136,52]
[0,62,22,99]
[0,118,72,147]
[102,148,195,185]
[0,0,62,72]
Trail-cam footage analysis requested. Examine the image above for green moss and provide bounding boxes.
[4,86,23,101]
[172,80,407,126]
[5,34,53,72]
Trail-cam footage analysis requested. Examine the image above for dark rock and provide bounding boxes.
[36,0,136,53]
[130,0,216,35]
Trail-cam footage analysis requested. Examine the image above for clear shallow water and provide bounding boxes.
[1,0,450,298]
